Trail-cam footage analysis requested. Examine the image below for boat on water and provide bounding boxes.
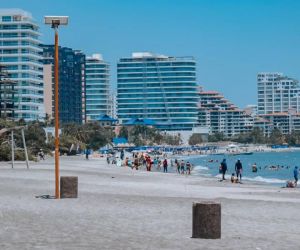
[228,152,254,156]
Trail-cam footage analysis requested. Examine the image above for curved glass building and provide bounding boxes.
[117,52,199,130]
[0,9,44,120]
[85,54,111,121]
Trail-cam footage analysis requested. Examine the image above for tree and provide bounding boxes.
[285,130,300,145]
[250,127,265,144]
[232,132,251,143]
[129,125,164,146]
[188,133,203,145]
[118,126,129,139]
[22,122,50,154]
[208,132,225,142]
[268,127,285,144]
[61,122,113,150]
[162,134,182,145]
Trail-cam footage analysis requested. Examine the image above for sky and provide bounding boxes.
[2,0,300,108]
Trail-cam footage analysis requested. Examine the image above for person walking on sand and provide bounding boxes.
[294,166,299,186]
[220,159,227,180]
[120,149,124,161]
[235,159,243,182]
[153,157,158,168]
[157,159,162,171]
[163,158,168,173]
[85,148,90,160]
[38,149,45,160]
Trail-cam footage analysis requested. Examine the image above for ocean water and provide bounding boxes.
[188,151,300,185]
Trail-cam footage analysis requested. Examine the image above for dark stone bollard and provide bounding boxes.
[60,176,78,198]
[192,202,221,239]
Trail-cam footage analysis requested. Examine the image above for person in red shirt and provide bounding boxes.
[163,159,168,173]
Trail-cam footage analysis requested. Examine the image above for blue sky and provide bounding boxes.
[2,0,300,107]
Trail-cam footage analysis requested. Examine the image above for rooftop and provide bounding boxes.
[87,53,103,61]
[0,9,34,21]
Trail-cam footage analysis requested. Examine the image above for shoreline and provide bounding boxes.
[3,152,293,188]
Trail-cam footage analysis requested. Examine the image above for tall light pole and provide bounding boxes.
[44,16,69,199]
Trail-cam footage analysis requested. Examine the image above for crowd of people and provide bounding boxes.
[106,150,193,175]
[219,158,243,183]
[219,158,300,187]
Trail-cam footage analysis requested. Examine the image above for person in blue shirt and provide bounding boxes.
[294,166,299,186]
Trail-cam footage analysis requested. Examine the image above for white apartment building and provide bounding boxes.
[257,72,300,115]
[0,9,44,120]
[198,90,253,137]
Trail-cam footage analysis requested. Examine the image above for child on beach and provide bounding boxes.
[231,173,239,183]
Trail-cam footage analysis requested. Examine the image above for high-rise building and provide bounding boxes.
[85,54,110,121]
[257,72,300,115]
[0,64,17,119]
[42,45,85,124]
[0,9,44,120]
[198,89,253,137]
[117,52,199,131]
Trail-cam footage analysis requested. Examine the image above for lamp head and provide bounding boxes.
[44,16,69,28]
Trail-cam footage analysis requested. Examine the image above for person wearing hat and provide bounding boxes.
[294,166,299,187]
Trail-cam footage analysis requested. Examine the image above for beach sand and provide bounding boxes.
[0,156,299,250]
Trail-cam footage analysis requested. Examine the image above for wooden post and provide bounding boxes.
[11,130,14,168]
[60,176,78,198]
[192,202,221,239]
[21,129,29,169]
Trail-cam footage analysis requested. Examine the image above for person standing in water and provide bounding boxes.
[252,163,257,173]
[235,159,243,182]
[186,161,192,175]
[294,166,299,186]
[176,159,180,174]
[180,160,185,174]
[220,159,227,180]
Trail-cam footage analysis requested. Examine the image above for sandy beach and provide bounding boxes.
[0,156,300,250]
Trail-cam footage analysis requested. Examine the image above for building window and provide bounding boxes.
[2,16,12,22]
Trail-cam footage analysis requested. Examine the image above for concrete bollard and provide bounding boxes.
[60,176,78,198]
[192,201,221,239]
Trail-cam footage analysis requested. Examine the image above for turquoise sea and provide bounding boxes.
[188,151,300,185]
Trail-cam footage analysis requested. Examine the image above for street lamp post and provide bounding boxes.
[44,16,69,199]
